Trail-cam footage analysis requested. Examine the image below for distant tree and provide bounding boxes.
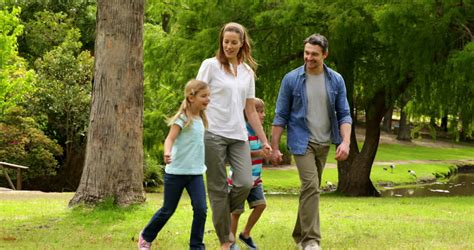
[11,0,96,57]
[0,7,34,116]
[29,28,93,190]
[69,0,146,206]
[0,8,62,185]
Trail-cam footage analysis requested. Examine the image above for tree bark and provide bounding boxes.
[69,0,145,207]
[337,91,387,197]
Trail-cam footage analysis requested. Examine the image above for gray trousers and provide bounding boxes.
[204,131,253,244]
[292,142,330,247]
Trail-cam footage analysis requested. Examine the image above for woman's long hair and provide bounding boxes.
[168,79,209,128]
[216,22,257,74]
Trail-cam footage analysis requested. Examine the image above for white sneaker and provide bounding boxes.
[304,242,321,250]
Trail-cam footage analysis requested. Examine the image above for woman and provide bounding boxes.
[196,22,271,250]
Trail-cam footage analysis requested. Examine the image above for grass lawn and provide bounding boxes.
[1,192,473,249]
[325,142,474,164]
[2,137,472,249]
[263,163,456,193]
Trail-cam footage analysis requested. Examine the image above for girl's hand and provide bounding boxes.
[262,143,272,158]
[164,153,172,164]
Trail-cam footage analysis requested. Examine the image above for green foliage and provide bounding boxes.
[29,27,93,160]
[20,10,76,63]
[0,8,59,181]
[143,155,164,192]
[0,107,62,180]
[10,0,97,56]
[0,8,35,117]
[444,42,474,139]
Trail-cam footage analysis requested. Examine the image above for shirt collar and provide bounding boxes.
[299,64,332,80]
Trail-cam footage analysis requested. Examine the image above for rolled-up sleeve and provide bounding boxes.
[273,74,292,127]
[335,75,352,126]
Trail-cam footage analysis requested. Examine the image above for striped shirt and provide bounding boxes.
[228,123,263,187]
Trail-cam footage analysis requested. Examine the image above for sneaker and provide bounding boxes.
[138,232,152,250]
[297,242,303,250]
[303,242,321,250]
[238,233,257,250]
[230,242,241,250]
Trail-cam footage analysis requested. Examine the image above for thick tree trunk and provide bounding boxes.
[382,108,393,133]
[69,0,145,207]
[334,54,381,196]
[337,93,387,196]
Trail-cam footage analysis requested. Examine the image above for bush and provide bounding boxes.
[143,154,164,192]
[0,107,62,182]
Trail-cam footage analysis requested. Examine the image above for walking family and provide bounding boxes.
[138,22,352,250]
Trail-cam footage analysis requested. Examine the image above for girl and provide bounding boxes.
[196,22,271,250]
[138,80,210,250]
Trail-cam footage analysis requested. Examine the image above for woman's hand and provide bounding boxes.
[164,153,172,164]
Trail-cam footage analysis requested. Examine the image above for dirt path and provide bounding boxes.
[0,188,73,199]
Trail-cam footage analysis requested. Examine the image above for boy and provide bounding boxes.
[228,98,267,250]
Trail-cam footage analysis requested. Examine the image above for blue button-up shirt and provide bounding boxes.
[273,64,352,155]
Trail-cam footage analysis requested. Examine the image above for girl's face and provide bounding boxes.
[222,31,243,62]
[189,88,211,111]
[256,107,265,124]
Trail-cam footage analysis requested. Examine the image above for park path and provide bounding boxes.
[266,159,474,170]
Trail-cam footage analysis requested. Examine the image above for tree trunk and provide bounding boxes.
[397,93,411,141]
[382,108,393,133]
[441,115,448,132]
[337,92,387,197]
[397,107,411,141]
[69,0,145,207]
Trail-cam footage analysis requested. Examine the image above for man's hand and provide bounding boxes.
[335,141,350,161]
[271,148,283,165]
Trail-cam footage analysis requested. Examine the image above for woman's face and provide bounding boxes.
[222,31,242,62]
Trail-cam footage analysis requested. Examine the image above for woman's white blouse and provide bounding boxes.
[196,57,255,141]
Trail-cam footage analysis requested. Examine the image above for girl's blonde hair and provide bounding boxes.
[216,22,257,74]
[168,79,209,128]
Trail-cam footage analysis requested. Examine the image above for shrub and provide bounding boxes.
[143,154,164,192]
[0,107,62,182]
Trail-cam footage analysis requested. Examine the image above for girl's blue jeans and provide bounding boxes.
[142,173,207,249]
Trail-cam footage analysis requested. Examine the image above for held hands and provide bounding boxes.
[271,148,283,166]
[164,152,172,164]
[335,141,350,161]
[261,142,272,159]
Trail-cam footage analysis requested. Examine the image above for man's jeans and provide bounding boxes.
[292,142,330,247]
[142,173,207,249]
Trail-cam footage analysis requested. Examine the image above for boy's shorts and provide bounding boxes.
[232,184,266,214]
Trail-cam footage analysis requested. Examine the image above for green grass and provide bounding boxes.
[263,163,455,192]
[325,142,474,163]
[1,193,473,249]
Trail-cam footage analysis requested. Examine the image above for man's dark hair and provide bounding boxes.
[304,34,328,53]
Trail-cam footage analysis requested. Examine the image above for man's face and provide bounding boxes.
[304,43,327,72]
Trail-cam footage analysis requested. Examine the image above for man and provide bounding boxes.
[271,34,352,250]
